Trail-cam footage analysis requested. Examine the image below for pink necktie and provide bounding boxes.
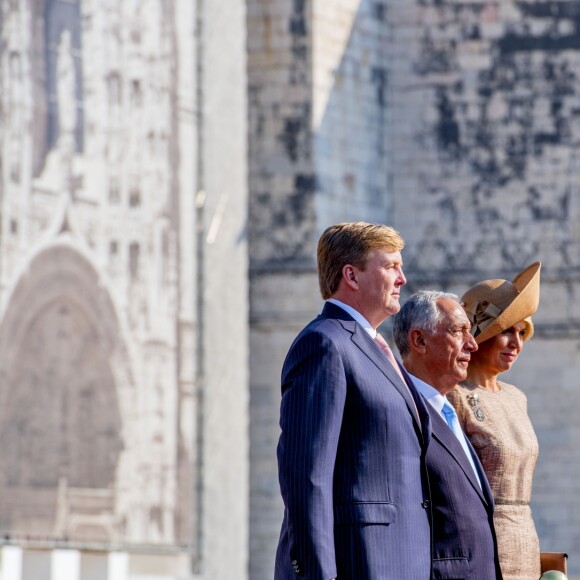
[374,333,421,426]
[374,333,405,382]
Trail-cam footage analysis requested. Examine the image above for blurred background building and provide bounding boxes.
[0,0,247,578]
[1,0,579,579]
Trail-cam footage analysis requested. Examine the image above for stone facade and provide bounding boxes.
[2,0,580,578]
[0,0,248,578]
[248,1,400,577]
[1,0,185,546]
[388,2,580,572]
[248,0,580,578]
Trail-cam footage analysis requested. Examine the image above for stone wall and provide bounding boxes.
[2,0,578,577]
[0,1,250,578]
[248,0,580,577]
[248,0,399,577]
[0,0,187,547]
[247,0,317,576]
[388,1,580,571]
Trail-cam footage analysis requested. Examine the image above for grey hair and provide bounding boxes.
[393,290,460,357]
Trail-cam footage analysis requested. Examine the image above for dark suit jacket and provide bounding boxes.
[422,400,502,580]
[275,302,432,580]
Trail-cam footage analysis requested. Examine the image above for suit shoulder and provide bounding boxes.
[294,316,351,344]
[283,317,357,376]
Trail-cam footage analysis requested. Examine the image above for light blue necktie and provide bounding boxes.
[441,401,482,489]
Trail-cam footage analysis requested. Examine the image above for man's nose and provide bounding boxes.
[466,334,478,352]
[397,268,407,286]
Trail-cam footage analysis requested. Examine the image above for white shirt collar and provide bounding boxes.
[408,373,482,489]
[407,372,447,415]
[327,298,376,338]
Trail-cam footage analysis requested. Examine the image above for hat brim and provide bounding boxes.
[474,262,541,344]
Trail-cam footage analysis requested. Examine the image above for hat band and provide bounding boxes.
[464,301,502,338]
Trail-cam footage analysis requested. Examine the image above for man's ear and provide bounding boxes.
[342,264,359,290]
[409,329,427,353]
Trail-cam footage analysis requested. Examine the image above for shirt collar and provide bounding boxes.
[327,298,376,338]
[407,372,447,414]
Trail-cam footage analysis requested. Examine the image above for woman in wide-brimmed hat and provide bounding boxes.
[447,262,542,580]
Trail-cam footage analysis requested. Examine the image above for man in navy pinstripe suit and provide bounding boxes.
[275,222,431,579]
[393,291,502,579]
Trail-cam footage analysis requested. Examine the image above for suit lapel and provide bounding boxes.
[400,365,432,443]
[319,302,428,441]
[349,321,426,437]
[467,436,495,508]
[428,405,490,505]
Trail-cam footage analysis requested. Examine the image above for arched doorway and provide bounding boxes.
[0,244,127,541]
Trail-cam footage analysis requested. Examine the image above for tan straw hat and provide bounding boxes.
[461,261,541,344]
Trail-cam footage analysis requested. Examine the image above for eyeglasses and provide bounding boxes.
[443,326,474,339]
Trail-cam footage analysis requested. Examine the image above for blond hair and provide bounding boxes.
[317,222,405,299]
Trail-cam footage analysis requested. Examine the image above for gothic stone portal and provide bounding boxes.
[0,246,124,542]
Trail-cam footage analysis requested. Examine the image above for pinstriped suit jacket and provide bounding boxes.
[422,401,502,580]
[275,302,432,580]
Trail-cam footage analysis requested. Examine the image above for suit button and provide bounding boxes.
[422,499,430,509]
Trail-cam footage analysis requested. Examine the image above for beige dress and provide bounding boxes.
[448,381,541,580]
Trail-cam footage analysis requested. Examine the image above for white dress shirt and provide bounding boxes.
[327,298,376,338]
[408,373,482,489]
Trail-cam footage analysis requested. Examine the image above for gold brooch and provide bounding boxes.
[466,393,485,421]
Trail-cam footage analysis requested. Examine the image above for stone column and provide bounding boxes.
[51,550,80,580]
[21,550,50,580]
[198,0,250,578]
[79,552,128,580]
[0,546,23,580]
